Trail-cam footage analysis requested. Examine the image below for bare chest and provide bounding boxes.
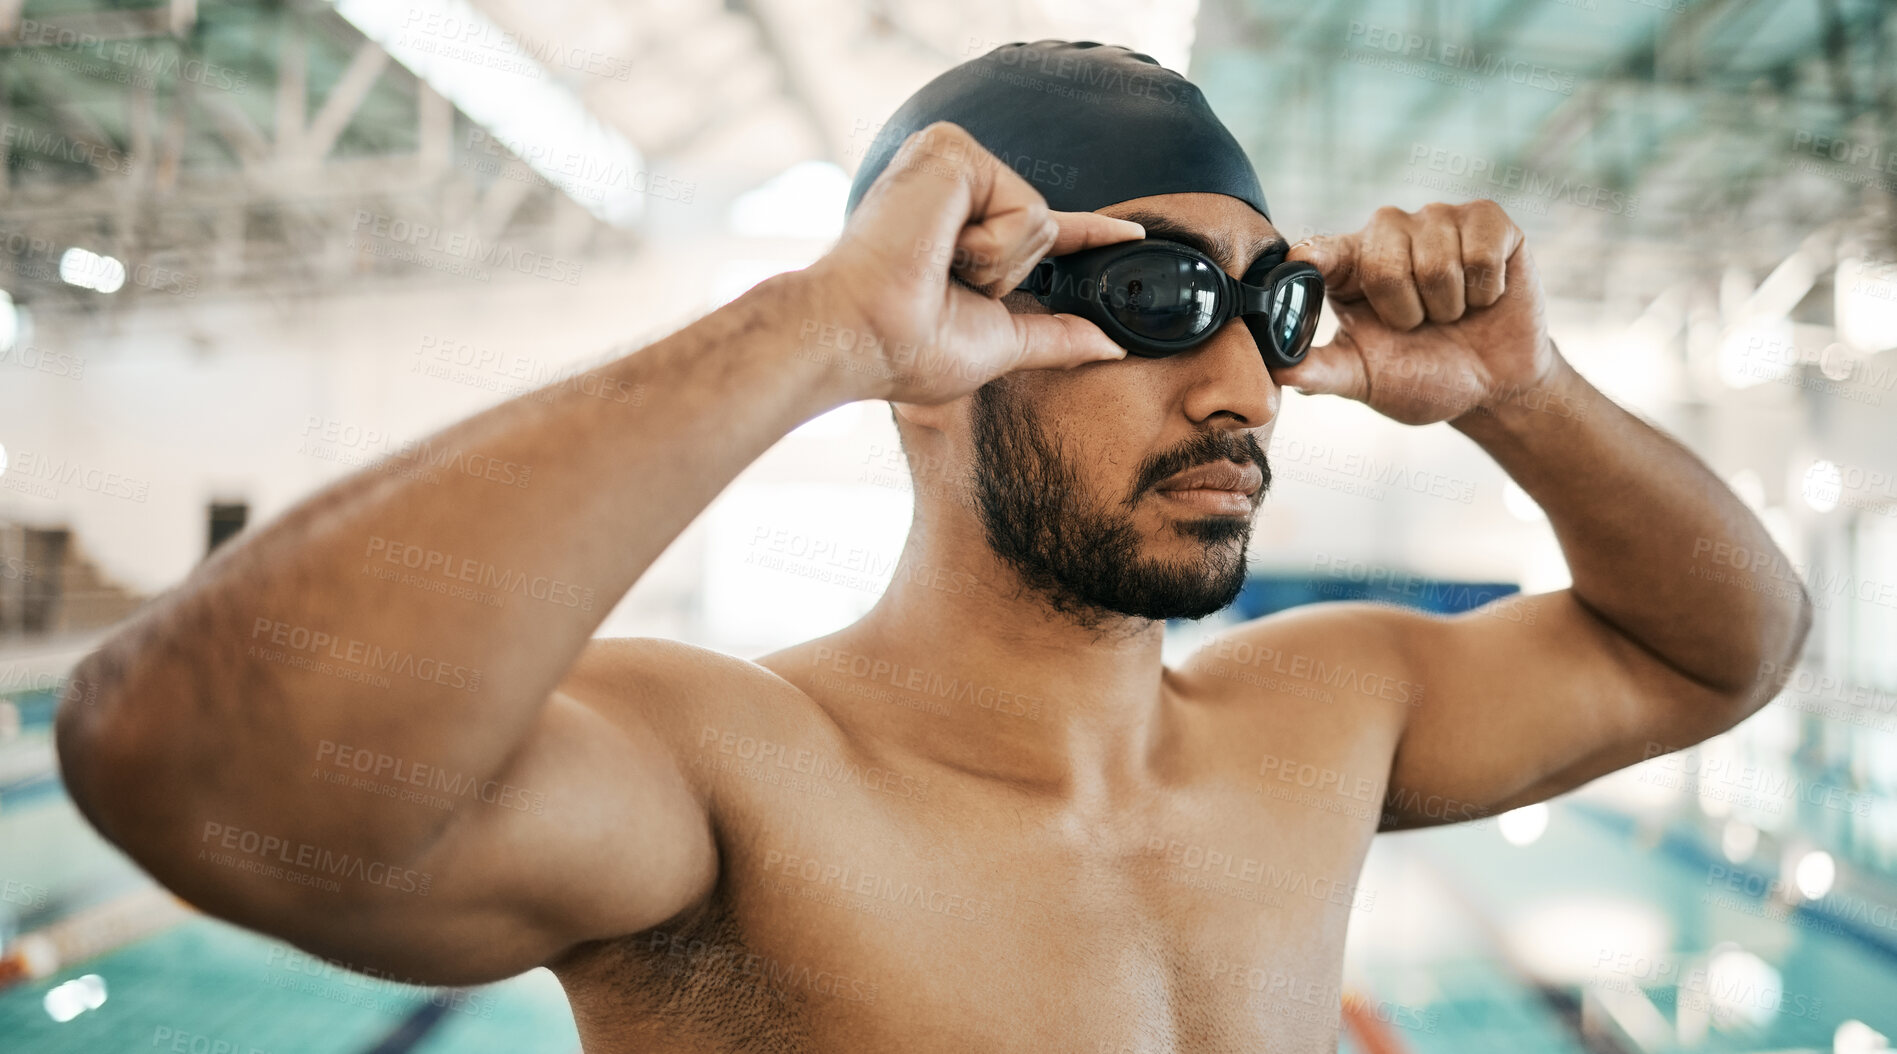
[556,736,1388,1054]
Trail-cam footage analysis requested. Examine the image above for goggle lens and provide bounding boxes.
[1272,272,1321,354]
[1099,254,1223,342]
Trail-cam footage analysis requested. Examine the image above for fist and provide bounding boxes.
[796,122,1145,406]
[1278,200,1557,426]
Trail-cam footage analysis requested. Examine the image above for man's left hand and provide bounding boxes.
[1278,200,1557,425]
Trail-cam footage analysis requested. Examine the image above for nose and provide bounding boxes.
[1175,318,1280,429]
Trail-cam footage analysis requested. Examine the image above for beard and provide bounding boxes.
[968,381,1269,630]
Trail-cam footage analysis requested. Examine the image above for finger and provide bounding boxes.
[1411,208,1466,323]
[1459,200,1521,309]
[1010,313,1128,372]
[1270,310,1367,400]
[850,122,1052,294]
[961,208,1144,299]
[975,210,1143,298]
[1358,213,1426,331]
[1499,234,1542,317]
[1048,211,1145,255]
[848,124,987,278]
[930,129,1070,293]
[1288,233,1362,300]
[956,210,1057,296]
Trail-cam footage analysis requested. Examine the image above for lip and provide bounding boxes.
[1156,488,1255,516]
[1154,460,1263,496]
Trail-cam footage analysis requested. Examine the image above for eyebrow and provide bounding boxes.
[1114,209,1290,274]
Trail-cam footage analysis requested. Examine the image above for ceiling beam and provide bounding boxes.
[276,14,308,159]
[299,42,391,162]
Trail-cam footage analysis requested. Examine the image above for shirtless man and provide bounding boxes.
[56,40,1809,1054]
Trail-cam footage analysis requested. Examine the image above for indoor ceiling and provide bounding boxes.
[0,0,1890,326]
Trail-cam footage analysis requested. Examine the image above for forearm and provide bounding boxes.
[1450,350,1812,700]
[60,271,854,855]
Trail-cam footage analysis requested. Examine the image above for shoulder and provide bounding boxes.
[1172,601,1432,720]
[563,636,801,698]
[555,636,836,793]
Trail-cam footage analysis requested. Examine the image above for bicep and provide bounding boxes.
[1380,589,1732,830]
[256,662,721,985]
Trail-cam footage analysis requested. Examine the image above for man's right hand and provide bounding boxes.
[801,121,1147,406]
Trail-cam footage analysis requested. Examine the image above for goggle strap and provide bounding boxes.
[1017,259,1056,298]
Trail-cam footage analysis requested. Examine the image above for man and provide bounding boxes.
[57,40,1808,1053]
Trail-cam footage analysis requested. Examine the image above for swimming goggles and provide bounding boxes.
[1012,238,1324,367]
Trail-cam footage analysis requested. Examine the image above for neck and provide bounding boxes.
[821,516,1174,801]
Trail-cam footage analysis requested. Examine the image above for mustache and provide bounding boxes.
[1127,430,1271,504]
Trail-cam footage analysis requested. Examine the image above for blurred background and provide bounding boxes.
[2,0,1895,1050]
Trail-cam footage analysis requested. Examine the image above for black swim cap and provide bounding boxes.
[844,40,1268,221]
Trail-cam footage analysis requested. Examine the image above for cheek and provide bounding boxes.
[1027,384,1152,495]
[1069,363,1175,451]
